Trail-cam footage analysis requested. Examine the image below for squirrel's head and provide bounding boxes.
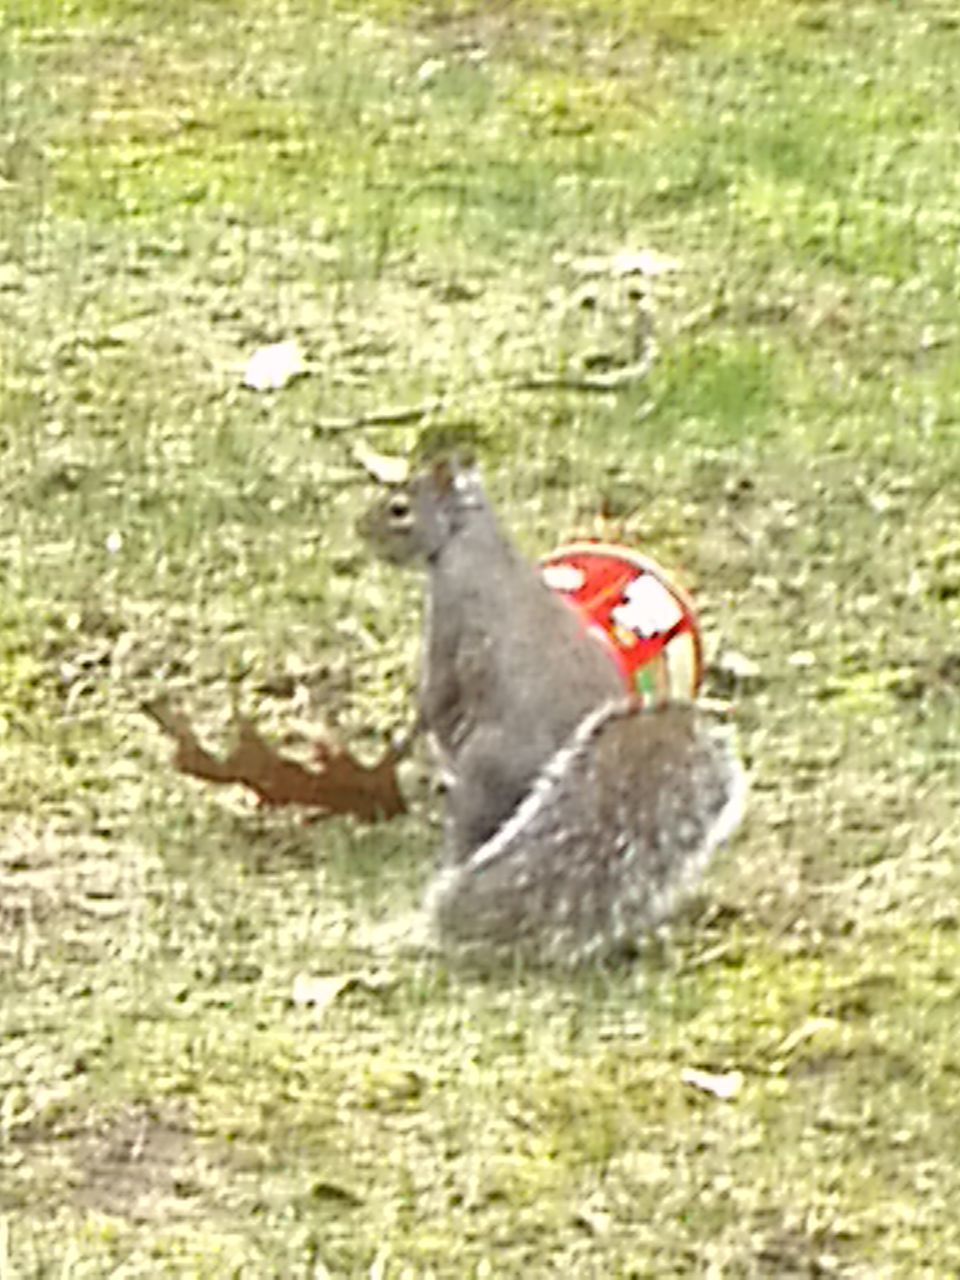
[358,456,486,566]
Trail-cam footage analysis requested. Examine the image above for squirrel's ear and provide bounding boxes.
[431,453,480,496]
[431,457,456,493]
[443,449,478,474]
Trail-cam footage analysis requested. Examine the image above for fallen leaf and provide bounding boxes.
[568,248,683,278]
[715,649,763,683]
[680,1067,744,1100]
[351,442,411,485]
[291,970,396,1009]
[610,248,682,277]
[416,57,445,85]
[773,1016,842,1062]
[143,698,406,820]
[787,649,817,668]
[242,339,306,391]
[74,896,127,919]
[574,1204,613,1236]
[291,973,355,1009]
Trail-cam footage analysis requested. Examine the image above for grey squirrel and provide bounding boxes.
[360,459,745,966]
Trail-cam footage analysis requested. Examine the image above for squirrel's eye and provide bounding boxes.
[388,494,411,519]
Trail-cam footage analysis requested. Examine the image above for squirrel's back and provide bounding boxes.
[428,699,746,967]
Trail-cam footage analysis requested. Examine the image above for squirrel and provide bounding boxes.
[360,458,745,966]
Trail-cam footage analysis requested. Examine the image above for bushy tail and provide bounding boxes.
[427,700,746,967]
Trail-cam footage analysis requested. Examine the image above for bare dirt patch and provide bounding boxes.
[69,1103,196,1221]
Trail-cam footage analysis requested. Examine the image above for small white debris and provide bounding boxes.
[681,1067,744,1100]
[774,1016,840,1061]
[919,325,948,352]
[575,1204,613,1236]
[416,57,445,86]
[105,530,124,555]
[242,339,306,391]
[290,972,353,1010]
[352,441,411,485]
[610,248,682,277]
[716,649,762,683]
[290,969,397,1012]
[568,247,683,279]
[787,649,817,668]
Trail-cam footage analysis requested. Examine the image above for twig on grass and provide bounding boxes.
[506,354,656,394]
[310,351,655,434]
[312,397,446,432]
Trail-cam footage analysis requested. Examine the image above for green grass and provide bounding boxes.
[2,0,960,1274]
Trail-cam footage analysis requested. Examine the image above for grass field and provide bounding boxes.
[2,0,960,1274]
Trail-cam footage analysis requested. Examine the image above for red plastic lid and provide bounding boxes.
[541,541,703,704]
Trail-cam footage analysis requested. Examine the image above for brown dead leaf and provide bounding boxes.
[142,698,406,821]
